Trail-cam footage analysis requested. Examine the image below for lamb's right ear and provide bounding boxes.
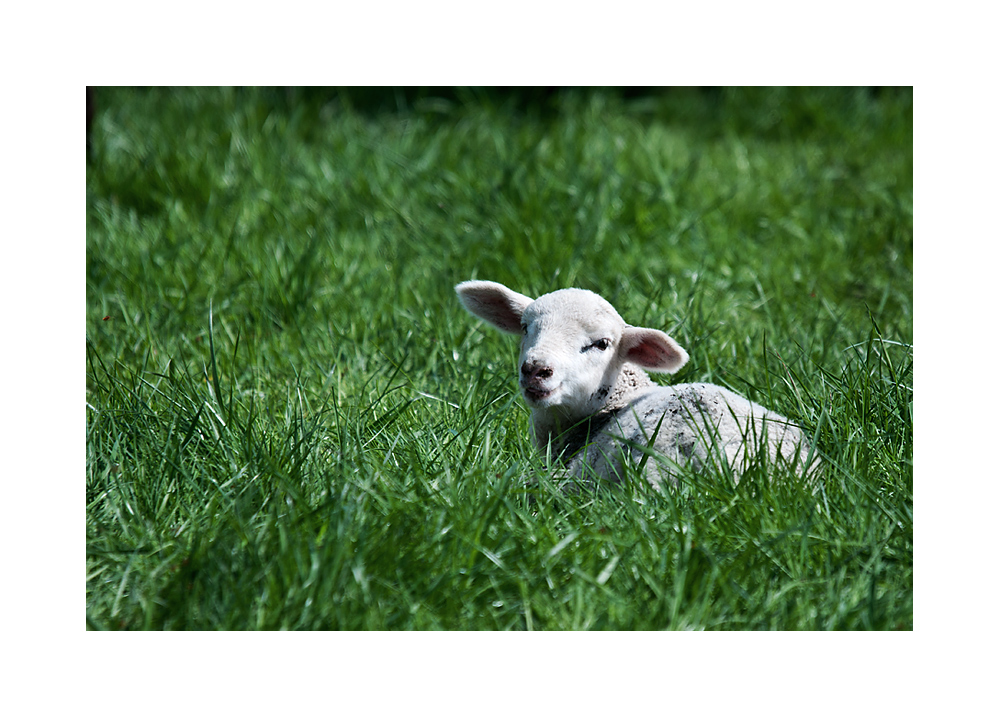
[455,280,534,334]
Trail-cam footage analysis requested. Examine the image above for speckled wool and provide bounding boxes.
[456,280,818,489]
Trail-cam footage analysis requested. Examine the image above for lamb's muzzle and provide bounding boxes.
[520,361,553,382]
[520,361,554,401]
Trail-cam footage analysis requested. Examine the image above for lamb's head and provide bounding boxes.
[456,280,689,424]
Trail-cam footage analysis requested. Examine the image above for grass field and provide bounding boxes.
[85,87,912,630]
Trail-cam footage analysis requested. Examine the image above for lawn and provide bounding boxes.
[85,86,912,630]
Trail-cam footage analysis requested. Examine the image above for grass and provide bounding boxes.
[86,87,912,630]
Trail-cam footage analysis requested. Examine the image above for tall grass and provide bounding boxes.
[86,87,912,629]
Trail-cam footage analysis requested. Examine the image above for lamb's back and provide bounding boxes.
[565,382,813,488]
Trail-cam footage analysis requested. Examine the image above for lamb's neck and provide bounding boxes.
[600,363,655,414]
[531,363,655,452]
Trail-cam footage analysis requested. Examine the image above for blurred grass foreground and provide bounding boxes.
[86,87,912,630]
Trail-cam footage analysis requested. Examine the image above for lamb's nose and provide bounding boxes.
[521,361,553,381]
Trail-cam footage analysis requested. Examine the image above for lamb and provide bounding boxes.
[455,280,818,490]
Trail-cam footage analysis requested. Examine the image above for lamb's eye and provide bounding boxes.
[521,324,528,336]
[586,338,611,352]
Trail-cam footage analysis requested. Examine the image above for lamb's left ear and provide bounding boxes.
[619,326,689,374]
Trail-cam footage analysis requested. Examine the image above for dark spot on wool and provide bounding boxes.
[676,435,696,458]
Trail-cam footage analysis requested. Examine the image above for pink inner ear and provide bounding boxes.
[458,285,527,334]
[475,295,522,333]
[626,341,672,366]
[623,328,688,373]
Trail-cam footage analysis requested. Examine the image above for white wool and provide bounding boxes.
[456,280,818,489]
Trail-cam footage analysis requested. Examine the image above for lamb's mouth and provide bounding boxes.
[522,385,555,403]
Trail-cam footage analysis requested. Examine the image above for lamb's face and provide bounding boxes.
[518,289,626,419]
[456,280,689,423]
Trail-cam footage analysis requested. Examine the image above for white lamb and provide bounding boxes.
[456,280,818,490]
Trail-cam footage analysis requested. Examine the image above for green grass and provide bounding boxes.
[86,87,912,630]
